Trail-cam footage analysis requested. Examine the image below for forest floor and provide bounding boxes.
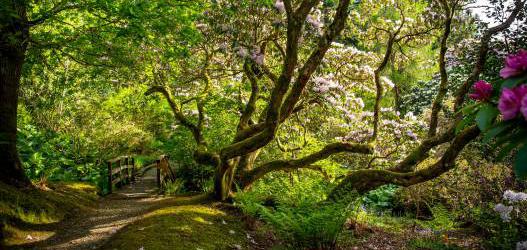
[2,169,483,250]
[4,169,259,250]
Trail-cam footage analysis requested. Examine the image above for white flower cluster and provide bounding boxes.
[517,241,527,250]
[274,0,285,13]
[306,11,323,30]
[503,190,527,203]
[312,76,342,93]
[494,203,514,222]
[236,47,248,58]
[494,190,527,223]
[380,76,394,89]
[250,47,264,65]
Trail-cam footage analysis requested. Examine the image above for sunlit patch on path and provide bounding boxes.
[11,168,181,250]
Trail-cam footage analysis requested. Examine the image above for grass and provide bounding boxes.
[101,195,250,250]
[408,238,463,250]
[0,181,98,246]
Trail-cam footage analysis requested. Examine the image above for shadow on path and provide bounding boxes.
[12,168,204,250]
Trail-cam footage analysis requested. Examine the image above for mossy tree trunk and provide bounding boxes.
[0,1,32,188]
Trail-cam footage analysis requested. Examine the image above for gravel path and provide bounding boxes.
[17,168,177,250]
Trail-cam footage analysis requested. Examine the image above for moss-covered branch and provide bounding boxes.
[239,142,373,188]
[280,0,351,119]
[145,86,206,146]
[428,0,454,137]
[328,126,480,201]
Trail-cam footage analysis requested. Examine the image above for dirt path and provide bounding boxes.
[15,168,179,250]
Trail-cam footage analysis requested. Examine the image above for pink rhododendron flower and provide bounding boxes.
[522,93,527,120]
[498,85,527,120]
[469,80,493,101]
[500,49,527,79]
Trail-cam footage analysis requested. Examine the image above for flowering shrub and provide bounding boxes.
[493,190,527,250]
[462,49,527,179]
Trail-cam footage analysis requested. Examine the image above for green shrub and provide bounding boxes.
[407,238,462,250]
[362,184,399,214]
[470,206,527,249]
[163,179,186,195]
[173,163,215,192]
[260,201,353,249]
[417,205,458,232]
[236,190,358,250]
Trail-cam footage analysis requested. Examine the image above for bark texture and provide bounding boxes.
[0,1,32,187]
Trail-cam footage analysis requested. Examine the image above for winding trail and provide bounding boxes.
[16,168,180,250]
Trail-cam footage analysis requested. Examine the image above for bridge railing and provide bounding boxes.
[143,155,176,189]
[107,156,135,194]
[107,155,176,194]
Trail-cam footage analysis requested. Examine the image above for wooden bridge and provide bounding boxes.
[106,155,176,194]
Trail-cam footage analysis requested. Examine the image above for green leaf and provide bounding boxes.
[483,122,515,143]
[475,104,499,131]
[455,117,471,134]
[458,102,481,116]
[501,75,527,89]
[514,144,527,180]
[494,128,527,148]
[497,142,521,161]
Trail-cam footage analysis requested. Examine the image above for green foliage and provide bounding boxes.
[362,184,399,214]
[236,189,355,250]
[17,107,104,185]
[475,104,499,132]
[416,205,458,232]
[470,206,526,249]
[163,179,186,195]
[173,162,215,193]
[407,238,462,250]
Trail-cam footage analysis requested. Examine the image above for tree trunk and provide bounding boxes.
[213,161,231,200]
[0,2,32,187]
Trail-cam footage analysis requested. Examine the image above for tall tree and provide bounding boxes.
[0,1,31,187]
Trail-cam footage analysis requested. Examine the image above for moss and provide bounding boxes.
[102,197,249,250]
[0,181,98,246]
[3,224,56,246]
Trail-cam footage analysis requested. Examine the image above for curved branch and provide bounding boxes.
[280,0,351,119]
[239,142,373,188]
[238,62,260,129]
[372,33,395,141]
[428,1,453,137]
[27,1,81,27]
[328,126,480,200]
[145,86,206,145]
[390,126,455,173]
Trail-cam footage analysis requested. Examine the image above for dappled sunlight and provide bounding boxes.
[2,0,527,249]
[3,224,56,246]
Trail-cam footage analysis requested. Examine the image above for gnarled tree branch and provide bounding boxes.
[239,142,373,188]
[328,126,480,200]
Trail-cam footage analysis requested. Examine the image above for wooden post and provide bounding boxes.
[131,157,135,182]
[117,159,121,187]
[156,159,161,188]
[124,157,129,183]
[107,161,112,194]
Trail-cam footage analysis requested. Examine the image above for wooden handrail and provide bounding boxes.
[154,155,176,189]
[107,156,136,194]
[106,155,176,194]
